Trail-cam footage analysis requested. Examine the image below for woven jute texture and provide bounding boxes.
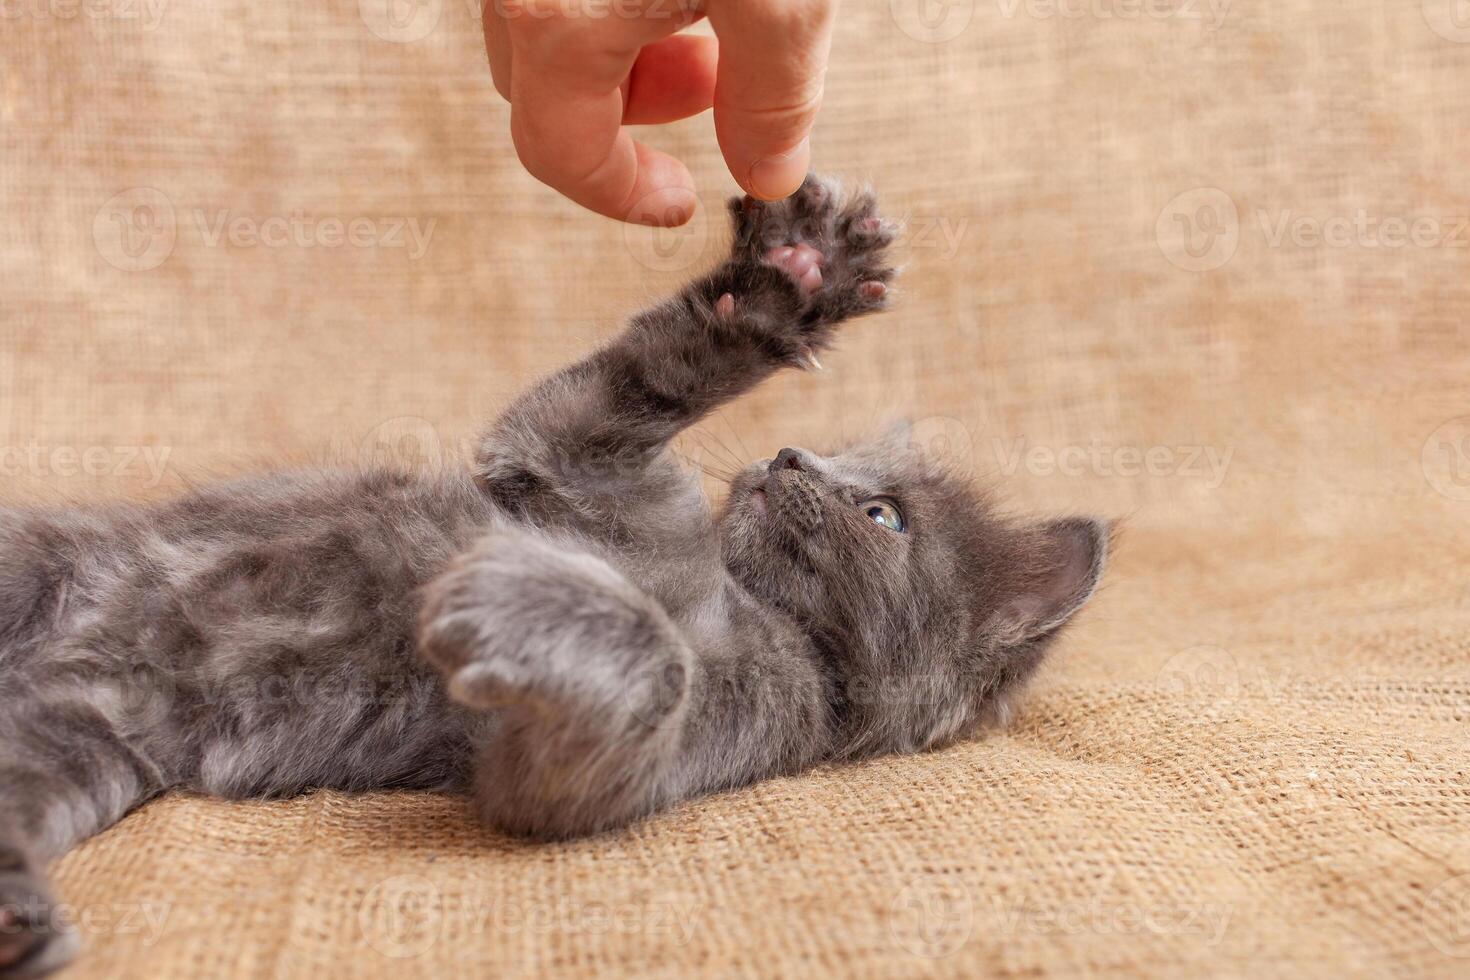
[4,1,1470,976]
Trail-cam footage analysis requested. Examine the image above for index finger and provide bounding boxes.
[503,5,700,225]
[707,0,837,200]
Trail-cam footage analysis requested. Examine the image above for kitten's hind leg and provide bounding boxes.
[418,528,692,840]
[0,691,168,976]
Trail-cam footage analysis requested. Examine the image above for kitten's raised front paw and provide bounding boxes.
[0,866,79,979]
[709,174,897,370]
[731,176,896,308]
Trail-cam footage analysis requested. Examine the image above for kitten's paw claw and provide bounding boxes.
[794,347,823,372]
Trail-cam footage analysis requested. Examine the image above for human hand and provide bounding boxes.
[484,1,838,226]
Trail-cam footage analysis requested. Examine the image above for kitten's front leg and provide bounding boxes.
[418,528,694,839]
[476,175,896,525]
[418,530,832,839]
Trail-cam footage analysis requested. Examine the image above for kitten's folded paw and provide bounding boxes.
[417,533,692,740]
[419,534,694,839]
[712,175,896,368]
[0,866,79,979]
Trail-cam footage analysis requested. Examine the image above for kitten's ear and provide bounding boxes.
[992,517,1109,644]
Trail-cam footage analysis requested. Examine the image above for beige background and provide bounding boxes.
[4,0,1470,976]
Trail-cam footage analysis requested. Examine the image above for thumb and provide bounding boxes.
[707,0,837,200]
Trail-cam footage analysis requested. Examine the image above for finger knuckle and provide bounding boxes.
[724,86,825,141]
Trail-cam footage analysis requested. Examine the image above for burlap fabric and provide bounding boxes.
[4,1,1469,976]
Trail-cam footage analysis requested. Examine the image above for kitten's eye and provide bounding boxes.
[859,498,905,533]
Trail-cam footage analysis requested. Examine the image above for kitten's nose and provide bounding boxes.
[770,447,807,473]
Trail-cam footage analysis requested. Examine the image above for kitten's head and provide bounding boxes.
[718,424,1108,759]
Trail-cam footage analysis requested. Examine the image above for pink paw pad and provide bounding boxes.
[763,243,825,295]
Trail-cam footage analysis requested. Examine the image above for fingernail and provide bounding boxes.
[747,138,810,201]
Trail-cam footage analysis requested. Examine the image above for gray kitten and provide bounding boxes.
[0,177,1106,977]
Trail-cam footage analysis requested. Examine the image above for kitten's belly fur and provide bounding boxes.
[0,465,715,804]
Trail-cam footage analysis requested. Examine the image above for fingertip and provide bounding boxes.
[629,188,698,227]
[741,136,811,201]
[623,146,699,227]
